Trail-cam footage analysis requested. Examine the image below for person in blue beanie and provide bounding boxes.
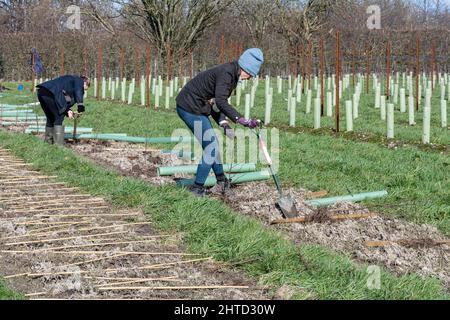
[176,48,264,197]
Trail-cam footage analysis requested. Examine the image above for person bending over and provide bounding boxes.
[176,48,263,197]
[36,75,90,146]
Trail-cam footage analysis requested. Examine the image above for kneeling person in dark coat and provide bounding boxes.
[36,75,90,146]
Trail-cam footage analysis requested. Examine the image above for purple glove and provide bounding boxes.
[220,121,235,140]
[238,118,260,129]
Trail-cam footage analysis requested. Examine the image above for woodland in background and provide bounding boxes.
[0,0,449,80]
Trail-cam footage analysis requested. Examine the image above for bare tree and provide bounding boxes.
[275,0,337,43]
[118,0,232,56]
[232,0,280,47]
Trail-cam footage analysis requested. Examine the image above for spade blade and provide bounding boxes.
[276,195,298,219]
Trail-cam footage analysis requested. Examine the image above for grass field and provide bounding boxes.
[0,130,448,300]
[0,80,449,299]
[8,78,446,235]
[76,77,450,146]
[0,280,23,300]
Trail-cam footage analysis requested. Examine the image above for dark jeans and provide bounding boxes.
[37,88,65,127]
[176,105,224,186]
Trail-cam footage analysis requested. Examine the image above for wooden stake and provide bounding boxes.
[352,45,355,88]
[1,250,200,257]
[57,252,131,269]
[366,42,370,95]
[24,292,47,297]
[5,231,128,246]
[188,49,192,79]
[3,206,109,214]
[15,219,94,226]
[4,199,105,208]
[105,257,213,273]
[98,285,249,291]
[220,35,225,64]
[4,222,89,239]
[308,41,312,89]
[146,46,151,109]
[0,194,93,201]
[1,182,66,187]
[120,47,124,80]
[31,48,35,93]
[336,31,341,133]
[386,41,391,100]
[5,237,170,252]
[365,239,450,248]
[97,46,102,100]
[301,43,305,93]
[96,277,180,287]
[320,37,325,116]
[307,191,328,199]
[416,36,420,112]
[29,213,139,219]
[135,47,141,86]
[60,47,65,76]
[270,213,376,225]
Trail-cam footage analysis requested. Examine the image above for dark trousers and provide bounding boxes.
[37,88,65,127]
[176,105,224,186]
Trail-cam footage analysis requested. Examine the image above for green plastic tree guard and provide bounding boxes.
[64,133,128,140]
[305,191,388,207]
[0,116,46,120]
[27,127,93,134]
[160,150,196,161]
[176,170,271,188]
[61,134,193,144]
[158,163,257,176]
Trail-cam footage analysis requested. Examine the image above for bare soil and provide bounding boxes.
[64,139,450,290]
[0,147,269,300]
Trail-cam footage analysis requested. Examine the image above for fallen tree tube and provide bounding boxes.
[304,191,388,207]
[0,116,46,121]
[160,150,196,160]
[64,133,128,140]
[1,121,46,126]
[0,106,34,109]
[64,134,193,144]
[0,110,34,116]
[158,163,256,176]
[27,127,93,134]
[176,170,271,188]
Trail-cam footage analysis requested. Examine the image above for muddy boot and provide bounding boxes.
[53,125,65,146]
[213,175,232,196]
[189,183,207,198]
[44,126,54,144]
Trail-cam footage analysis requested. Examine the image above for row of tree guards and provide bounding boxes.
[28,32,448,142]
[30,31,450,91]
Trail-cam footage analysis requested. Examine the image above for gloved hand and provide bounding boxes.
[220,121,235,140]
[237,118,260,129]
[77,104,85,113]
[67,110,74,119]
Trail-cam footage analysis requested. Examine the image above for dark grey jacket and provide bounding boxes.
[176,61,243,123]
[36,75,84,115]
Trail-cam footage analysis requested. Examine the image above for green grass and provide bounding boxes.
[0,280,23,300]
[79,77,449,146]
[0,130,448,300]
[2,82,449,236]
[246,79,449,146]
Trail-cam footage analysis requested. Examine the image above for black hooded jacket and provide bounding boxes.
[36,75,84,115]
[176,61,243,123]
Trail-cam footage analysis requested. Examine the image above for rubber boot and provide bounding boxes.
[44,126,54,144]
[189,183,207,198]
[53,125,65,146]
[215,175,231,196]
